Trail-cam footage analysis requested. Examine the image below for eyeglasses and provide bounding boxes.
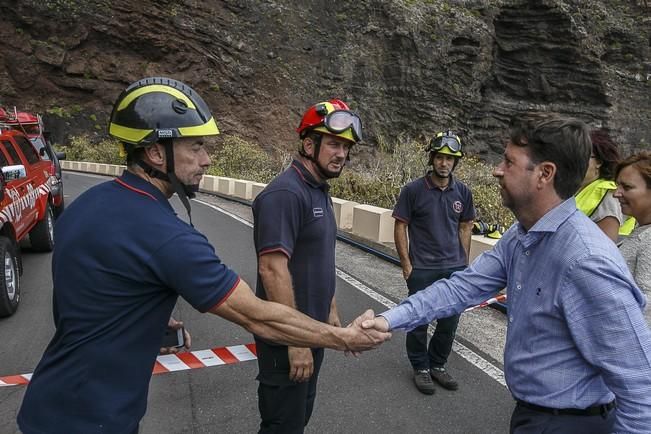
[430,134,462,152]
[324,110,363,142]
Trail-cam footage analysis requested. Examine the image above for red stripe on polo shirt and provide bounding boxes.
[114,178,158,201]
[291,164,306,182]
[258,247,291,258]
[206,276,241,312]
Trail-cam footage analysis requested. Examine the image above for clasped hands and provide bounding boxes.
[342,309,391,357]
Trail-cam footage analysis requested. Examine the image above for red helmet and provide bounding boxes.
[296,99,362,143]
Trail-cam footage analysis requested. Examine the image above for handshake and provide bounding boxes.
[339,309,392,354]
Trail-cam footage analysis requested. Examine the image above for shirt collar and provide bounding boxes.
[424,172,456,191]
[516,197,577,242]
[291,159,329,192]
[115,170,175,213]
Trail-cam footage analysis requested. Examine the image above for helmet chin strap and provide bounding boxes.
[300,134,344,180]
[137,141,195,226]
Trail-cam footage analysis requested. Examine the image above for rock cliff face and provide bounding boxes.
[1,0,649,158]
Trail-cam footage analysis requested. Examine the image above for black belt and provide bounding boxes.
[516,399,616,416]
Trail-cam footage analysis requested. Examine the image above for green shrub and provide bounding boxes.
[332,137,515,228]
[206,135,290,183]
[57,135,124,165]
[455,156,515,227]
[331,135,426,209]
[61,133,514,227]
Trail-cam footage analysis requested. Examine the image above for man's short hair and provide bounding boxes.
[509,112,591,199]
[125,144,145,168]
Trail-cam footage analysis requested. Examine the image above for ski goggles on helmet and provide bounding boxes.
[429,133,461,153]
[322,110,363,142]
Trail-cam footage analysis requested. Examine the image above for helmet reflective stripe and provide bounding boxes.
[178,118,219,136]
[312,126,356,143]
[320,101,335,114]
[108,123,153,144]
[116,85,197,112]
[435,145,463,158]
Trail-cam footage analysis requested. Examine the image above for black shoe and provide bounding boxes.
[413,369,435,395]
[430,368,458,391]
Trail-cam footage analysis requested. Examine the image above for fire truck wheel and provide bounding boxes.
[0,236,20,317]
[30,203,55,252]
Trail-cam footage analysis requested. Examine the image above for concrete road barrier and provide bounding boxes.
[332,198,358,231]
[233,180,253,200]
[200,175,218,193]
[469,236,499,263]
[352,204,394,243]
[217,177,235,196]
[251,182,267,200]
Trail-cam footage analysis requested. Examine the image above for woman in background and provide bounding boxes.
[614,151,651,324]
[575,129,628,242]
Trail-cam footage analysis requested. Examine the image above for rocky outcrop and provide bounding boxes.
[0,0,649,157]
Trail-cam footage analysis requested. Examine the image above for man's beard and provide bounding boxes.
[316,160,344,179]
[432,167,450,178]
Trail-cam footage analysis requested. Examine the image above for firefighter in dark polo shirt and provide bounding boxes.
[252,99,362,433]
[393,130,475,395]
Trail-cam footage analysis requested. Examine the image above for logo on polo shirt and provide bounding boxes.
[313,208,324,217]
[452,201,463,213]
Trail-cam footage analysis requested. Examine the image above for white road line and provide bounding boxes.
[193,198,507,387]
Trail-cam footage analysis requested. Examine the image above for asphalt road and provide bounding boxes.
[0,171,513,433]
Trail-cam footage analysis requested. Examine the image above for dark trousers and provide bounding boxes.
[510,402,616,434]
[406,267,464,370]
[255,338,325,434]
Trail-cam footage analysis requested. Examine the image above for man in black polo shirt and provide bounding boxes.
[252,99,362,433]
[393,130,475,395]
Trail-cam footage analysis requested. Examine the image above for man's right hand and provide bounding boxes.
[402,264,413,280]
[288,346,313,382]
[341,309,392,352]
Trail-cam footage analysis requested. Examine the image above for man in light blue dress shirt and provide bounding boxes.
[360,113,651,433]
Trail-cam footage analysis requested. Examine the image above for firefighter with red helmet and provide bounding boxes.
[252,99,362,433]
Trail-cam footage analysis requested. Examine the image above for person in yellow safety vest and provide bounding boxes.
[575,129,635,242]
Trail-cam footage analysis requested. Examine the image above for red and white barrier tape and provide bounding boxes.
[1,295,507,388]
[465,294,507,312]
[0,343,258,388]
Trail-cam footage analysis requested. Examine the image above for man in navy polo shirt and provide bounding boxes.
[17,80,389,434]
[252,99,363,433]
[393,130,475,395]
